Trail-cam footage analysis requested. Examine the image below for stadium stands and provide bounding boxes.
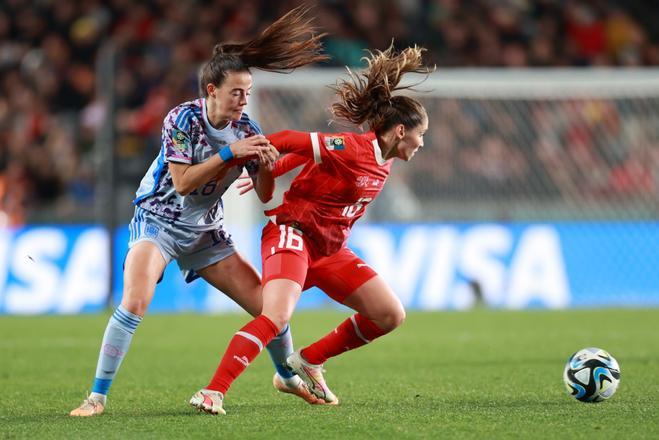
[1,0,658,225]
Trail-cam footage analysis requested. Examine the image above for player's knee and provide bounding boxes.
[120,300,148,317]
[121,288,150,316]
[378,306,406,333]
[263,312,291,332]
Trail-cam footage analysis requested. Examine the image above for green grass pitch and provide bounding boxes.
[1,309,658,439]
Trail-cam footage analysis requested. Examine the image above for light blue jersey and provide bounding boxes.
[134,98,261,231]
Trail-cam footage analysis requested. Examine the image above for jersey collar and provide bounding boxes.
[372,138,390,166]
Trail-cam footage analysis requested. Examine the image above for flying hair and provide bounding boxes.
[331,44,434,133]
[214,5,328,70]
[199,5,327,96]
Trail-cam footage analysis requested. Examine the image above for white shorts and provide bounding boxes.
[127,206,236,283]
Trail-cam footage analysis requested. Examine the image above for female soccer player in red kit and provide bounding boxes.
[190,45,431,414]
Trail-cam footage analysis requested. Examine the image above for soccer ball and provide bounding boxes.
[563,347,620,403]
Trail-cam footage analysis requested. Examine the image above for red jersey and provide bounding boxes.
[265,130,393,256]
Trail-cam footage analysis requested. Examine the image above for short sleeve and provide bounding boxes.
[164,109,194,164]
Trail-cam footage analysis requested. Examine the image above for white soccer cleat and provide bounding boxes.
[189,389,226,415]
[273,373,324,405]
[69,395,105,417]
[286,350,339,405]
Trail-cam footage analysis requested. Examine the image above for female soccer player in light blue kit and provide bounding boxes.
[70,6,327,416]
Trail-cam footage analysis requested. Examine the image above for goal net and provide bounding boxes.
[249,69,659,222]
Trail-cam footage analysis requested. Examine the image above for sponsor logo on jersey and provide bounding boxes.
[324,136,345,151]
[356,176,369,187]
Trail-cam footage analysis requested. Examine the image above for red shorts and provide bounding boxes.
[261,221,378,304]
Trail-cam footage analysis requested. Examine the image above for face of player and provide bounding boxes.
[395,116,428,161]
[207,70,252,125]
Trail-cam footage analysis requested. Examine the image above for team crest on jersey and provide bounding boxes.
[324,136,345,151]
[171,128,190,152]
[144,224,159,238]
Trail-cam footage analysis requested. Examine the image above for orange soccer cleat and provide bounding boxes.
[286,350,339,405]
[69,395,105,417]
[273,373,324,405]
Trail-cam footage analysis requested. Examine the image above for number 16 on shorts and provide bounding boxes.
[275,225,304,253]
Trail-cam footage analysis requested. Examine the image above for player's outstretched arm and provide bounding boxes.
[235,151,311,197]
[170,135,269,196]
[273,153,309,177]
[267,130,315,157]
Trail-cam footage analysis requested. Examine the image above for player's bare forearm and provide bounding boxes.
[169,156,230,196]
[169,136,270,196]
[253,165,275,203]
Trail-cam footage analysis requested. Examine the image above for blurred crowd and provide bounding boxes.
[406,96,659,219]
[257,88,659,221]
[1,0,659,225]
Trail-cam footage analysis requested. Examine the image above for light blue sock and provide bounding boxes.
[90,305,142,398]
[266,324,295,379]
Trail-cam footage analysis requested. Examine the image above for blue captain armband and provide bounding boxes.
[218,146,234,162]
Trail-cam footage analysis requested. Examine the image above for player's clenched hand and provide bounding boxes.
[230,135,270,159]
[235,174,255,195]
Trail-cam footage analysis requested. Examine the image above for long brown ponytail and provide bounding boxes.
[331,45,433,134]
[199,5,327,96]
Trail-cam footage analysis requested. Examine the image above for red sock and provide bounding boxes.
[301,314,387,365]
[206,315,279,394]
